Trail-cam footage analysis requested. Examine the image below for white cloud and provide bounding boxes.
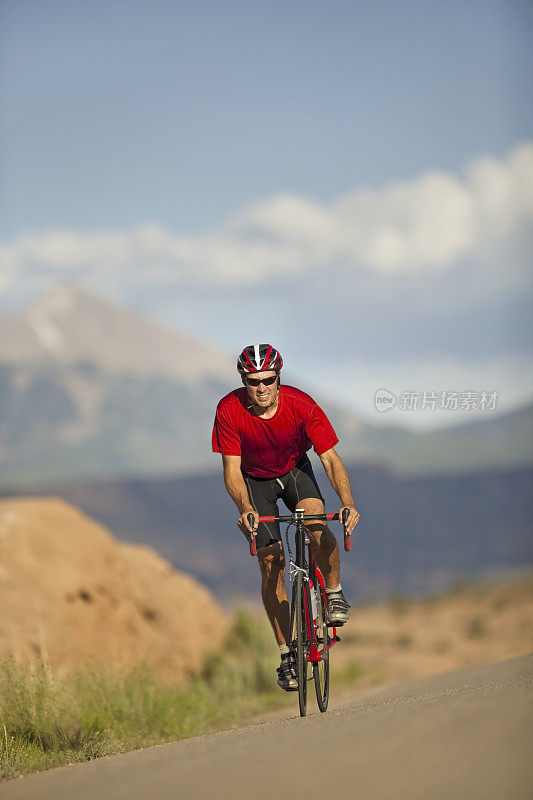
[333,172,476,271]
[300,353,533,430]
[234,142,533,276]
[1,142,532,299]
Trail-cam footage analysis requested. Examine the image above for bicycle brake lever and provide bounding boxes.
[247,512,257,556]
[342,507,351,552]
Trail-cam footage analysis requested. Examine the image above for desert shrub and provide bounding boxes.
[466,615,487,639]
[388,594,410,617]
[394,633,413,648]
[335,659,365,686]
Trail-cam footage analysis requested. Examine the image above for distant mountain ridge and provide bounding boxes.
[8,463,531,602]
[0,286,235,384]
[0,287,237,485]
[1,286,532,488]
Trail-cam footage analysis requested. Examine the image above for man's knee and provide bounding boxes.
[258,541,285,577]
[297,497,326,543]
[307,522,337,553]
[298,497,325,515]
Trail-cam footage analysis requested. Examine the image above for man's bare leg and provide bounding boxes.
[298,497,340,589]
[297,497,351,624]
[257,541,291,644]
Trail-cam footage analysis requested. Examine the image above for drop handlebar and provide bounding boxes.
[246,508,351,557]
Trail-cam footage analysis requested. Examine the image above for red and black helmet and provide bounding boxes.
[237,344,283,374]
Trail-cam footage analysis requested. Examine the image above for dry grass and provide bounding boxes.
[0,610,288,781]
[334,574,533,685]
[2,575,531,781]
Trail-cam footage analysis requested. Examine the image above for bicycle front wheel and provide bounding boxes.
[294,571,308,717]
[313,589,330,712]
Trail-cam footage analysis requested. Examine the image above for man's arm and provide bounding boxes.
[221,454,258,535]
[319,447,360,533]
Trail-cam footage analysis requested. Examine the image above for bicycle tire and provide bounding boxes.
[294,571,308,717]
[313,588,330,712]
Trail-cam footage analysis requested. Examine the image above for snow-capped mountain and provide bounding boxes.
[0,287,238,485]
[1,287,532,488]
[1,286,235,385]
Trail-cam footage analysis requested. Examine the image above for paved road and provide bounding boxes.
[2,655,531,800]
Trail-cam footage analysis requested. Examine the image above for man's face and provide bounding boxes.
[243,370,279,409]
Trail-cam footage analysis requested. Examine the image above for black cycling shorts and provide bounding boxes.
[242,454,325,549]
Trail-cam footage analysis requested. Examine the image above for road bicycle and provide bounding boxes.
[247,508,350,717]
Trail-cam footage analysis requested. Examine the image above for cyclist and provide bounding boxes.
[212,344,360,691]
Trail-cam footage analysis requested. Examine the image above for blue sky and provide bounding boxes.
[2,0,532,235]
[1,0,532,427]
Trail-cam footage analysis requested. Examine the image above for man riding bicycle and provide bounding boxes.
[212,344,360,690]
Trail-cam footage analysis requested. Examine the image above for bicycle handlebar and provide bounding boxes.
[256,512,340,523]
[247,509,351,556]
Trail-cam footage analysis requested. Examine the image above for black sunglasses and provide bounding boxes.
[245,375,278,387]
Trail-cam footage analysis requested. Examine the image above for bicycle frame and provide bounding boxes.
[247,508,349,716]
[292,509,342,663]
[305,548,339,662]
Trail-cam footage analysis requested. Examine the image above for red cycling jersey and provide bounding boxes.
[212,384,339,479]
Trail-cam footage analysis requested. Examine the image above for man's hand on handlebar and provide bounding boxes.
[238,507,258,539]
[339,504,360,534]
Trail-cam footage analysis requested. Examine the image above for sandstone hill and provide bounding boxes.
[0,497,228,681]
